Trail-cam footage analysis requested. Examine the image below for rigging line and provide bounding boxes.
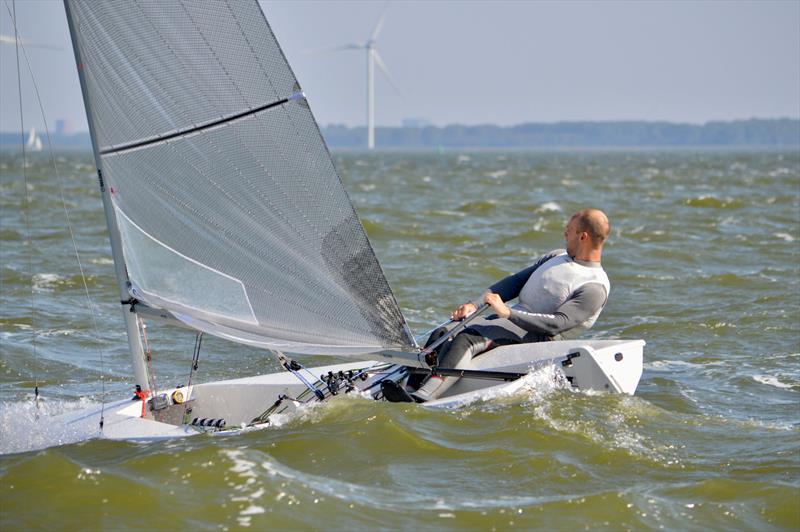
[9,0,38,409]
[140,318,157,395]
[99,91,305,156]
[275,351,325,401]
[182,332,203,423]
[5,0,110,429]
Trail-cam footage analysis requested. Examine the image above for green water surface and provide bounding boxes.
[1,150,799,530]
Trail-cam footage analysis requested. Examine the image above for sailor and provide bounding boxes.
[384,208,612,403]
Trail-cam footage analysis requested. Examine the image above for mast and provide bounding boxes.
[367,45,375,150]
[63,0,150,392]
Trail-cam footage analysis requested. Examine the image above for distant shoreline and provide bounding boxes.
[1,118,797,151]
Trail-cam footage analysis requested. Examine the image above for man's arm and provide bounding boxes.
[470,250,564,306]
[504,282,608,336]
[452,250,564,320]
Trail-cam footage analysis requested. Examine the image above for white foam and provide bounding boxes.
[252,396,338,430]
[698,321,736,330]
[485,170,508,179]
[753,375,795,390]
[223,449,270,528]
[536,201,562,213]
[430,210,466,217]
[768,167,793,177]
[425,364,568,410]
[0,397,103,454]
[645,360,706,371]
[626,225,645,235]
[774,232,795,242]
[37,328,79,338]
[226,450,259,477]
[32,273,64,291]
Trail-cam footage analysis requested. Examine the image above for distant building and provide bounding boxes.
[55,118,74,135]
[402,117,432,128]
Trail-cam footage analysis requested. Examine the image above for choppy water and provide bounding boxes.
[1,149,798,530]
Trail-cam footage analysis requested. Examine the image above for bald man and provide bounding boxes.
[382,209,612,403]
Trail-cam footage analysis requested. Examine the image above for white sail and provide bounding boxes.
[64,0,416,355]
[26,128,42,151]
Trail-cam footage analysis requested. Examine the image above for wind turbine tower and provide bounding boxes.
[309,8,400,150]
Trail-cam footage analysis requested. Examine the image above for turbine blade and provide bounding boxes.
[369,4,389,41]
[0,34,61,50]
[372,50,403,98]
[303,43,363,55]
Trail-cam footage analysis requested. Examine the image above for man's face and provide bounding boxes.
[564,216,581,256]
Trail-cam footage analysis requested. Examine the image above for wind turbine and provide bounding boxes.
[307,8,401,150]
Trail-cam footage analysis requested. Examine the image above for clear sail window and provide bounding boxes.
[115,204,258,325]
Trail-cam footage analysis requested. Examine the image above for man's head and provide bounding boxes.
[564,209,610,260]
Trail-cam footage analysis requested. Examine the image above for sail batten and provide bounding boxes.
[100,94,300,156]
[66,0,416,355]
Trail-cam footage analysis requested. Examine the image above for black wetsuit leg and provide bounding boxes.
[437,328,496,368]
[412,328,498,401]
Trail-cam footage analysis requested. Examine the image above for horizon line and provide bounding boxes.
[2,116,798,135]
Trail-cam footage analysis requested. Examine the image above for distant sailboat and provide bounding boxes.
[25,128,42,151]
[44,0,643,440]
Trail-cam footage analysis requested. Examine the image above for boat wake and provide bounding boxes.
[217,364,573,438]
[425,363,570,410]
[0,397,103,455]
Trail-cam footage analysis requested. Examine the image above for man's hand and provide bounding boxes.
[451,302,477,320]
[484,292,511,319]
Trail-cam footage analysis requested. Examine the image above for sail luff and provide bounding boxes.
[63,0,150,390]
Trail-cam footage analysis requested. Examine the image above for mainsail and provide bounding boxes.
[64,0,416,355]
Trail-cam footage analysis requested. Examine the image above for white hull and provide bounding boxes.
[57,339,644,442]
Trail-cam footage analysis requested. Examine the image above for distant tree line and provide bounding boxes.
[323,119,800,149]
[1,118,797,151]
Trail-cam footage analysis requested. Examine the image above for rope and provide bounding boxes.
[5,0,109,431]
[10,0,39,411]
[182,333,203,422]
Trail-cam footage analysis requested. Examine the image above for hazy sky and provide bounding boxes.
[1,0,798,133]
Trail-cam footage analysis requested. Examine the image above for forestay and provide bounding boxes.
[65,0,416,355]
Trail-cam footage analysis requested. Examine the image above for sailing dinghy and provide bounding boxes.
[49,0,644,440]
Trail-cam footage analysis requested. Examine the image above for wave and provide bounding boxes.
[752,375,797,391]
[683,195,744,209]
[536,201,562,213]
[458,200,498,213]
[484,169,508,179]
